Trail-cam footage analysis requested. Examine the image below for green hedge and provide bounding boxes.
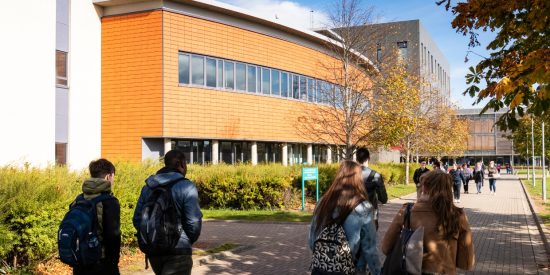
[0,161,414,268]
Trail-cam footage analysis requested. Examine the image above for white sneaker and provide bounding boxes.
[457,199,461,203]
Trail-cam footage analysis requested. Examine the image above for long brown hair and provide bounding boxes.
[314,161,368,234]
[421,170,462,239]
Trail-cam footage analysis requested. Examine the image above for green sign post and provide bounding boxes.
[301,167,319,211]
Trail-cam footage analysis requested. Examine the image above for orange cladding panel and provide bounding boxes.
[162,11,340,142]
[102,11,163,161]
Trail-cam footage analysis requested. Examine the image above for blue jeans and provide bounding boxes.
[489,179,496,192]
[476,181,483,193]
[453,181,462,200]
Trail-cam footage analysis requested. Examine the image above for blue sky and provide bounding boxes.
[218,0,497,109]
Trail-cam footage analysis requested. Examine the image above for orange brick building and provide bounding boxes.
[97,0,371,165]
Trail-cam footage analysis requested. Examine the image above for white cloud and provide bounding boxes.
[217,0,329,30]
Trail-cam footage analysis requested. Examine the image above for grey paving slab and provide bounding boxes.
[144,174,549,275]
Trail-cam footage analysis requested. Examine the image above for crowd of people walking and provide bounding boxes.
[60,147,497,275]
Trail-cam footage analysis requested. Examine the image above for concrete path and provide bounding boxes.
[187,174,550,274]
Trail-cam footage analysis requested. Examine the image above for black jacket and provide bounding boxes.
[133,168,203,255]
[413,167,430,185]
[74,178,121,275]
[449,169,465,183]
[361,166,388,211]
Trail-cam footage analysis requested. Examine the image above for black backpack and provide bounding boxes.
[137,181,181,256]
[310,223,356,275]
[58,193,112,267]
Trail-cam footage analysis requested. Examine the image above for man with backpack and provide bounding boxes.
[133,149,202,275]
[58,158,121,275]
[356,147,388,230]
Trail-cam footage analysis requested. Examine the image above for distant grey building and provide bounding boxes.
[457,108,518,165]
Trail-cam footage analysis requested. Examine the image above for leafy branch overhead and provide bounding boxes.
[438,0,550,130]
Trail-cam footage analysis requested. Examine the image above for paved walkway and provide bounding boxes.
[187,175,550,274]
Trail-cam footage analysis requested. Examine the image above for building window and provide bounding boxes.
[224,61,234,89]
[178,53,190,85]
[397,41,408,61]
[56,50,68,87]
[271,70,280,96]
[292,74,300,99]
[308,78,315,102]
[235,63,246,91]
[376,43,382,63]
[299,76,307,100]
[281,72,289,97]
[206,58,217,87]
[261,68,270,94]
[247,65,257,93]
[55,143,67,165]
[191,55,204,85]
[217,59,223,88]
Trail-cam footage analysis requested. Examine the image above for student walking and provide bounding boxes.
[487,161,499,195]
[473,162,484,194]
[59,159,121,275]
[413,161,430,199]
[381,170,475,275]
[133,150,202,275]
[356,147,388,230]
[449,163,465,203]
[309,161,381,275]
[462,163,472,194]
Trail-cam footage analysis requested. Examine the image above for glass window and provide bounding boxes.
[281,72,289,97]
[307,78,314,102]
[224,61,234,89]
[376,48,382,63]
[316,80,322,103]
[236,63,246,91]
[300,76,307,100]
[206,58,216,87]
[261,68,270,94]
[191,55,204,85]
[256,69,261,93]
[292,74,299,99]
[178,53,190,85]
[217,60,223,88]
[247,65,256,93]
[271,70,280,96]
[56,50,68,86]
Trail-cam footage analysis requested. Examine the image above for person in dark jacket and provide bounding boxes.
[473,162,484,194]
[462,163,472,194]
[133,150,202,275]
[356,147,388,230]
[413,161,430,199]
[73,159,121,275]
[449,163,465,203]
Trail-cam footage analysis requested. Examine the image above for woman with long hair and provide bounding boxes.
[487,160,499,195]
[381,170,475,274]
[309,160,381,275]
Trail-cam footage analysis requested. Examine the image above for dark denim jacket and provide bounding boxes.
[309,201,381,275]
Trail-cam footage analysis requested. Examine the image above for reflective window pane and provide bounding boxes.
[206,58,216,87]
[217,60,223,88]
[247,65,256,93]
[261,68,270,94]
[178,54,190,84]
[292,74,299,99]
[224,61,234,89]
[256,70,261,93]
[191,55,204,85]
[308,78,314,102]
[271,70,280,96]
[236,63,246,91]
[56,50,68,86]
[281,72,288,97]
[300,76,307,100]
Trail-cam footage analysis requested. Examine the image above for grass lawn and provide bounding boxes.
[523,177,550,226]
[202,184,416,222]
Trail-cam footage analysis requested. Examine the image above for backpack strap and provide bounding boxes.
[404,203,414,230]
[365,170,377,185]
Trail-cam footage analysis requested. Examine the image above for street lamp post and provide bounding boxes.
[532,117,536,186]
[527,138,530,180]
[542,121,546,202]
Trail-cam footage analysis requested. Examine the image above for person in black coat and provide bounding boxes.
[73,159,121,275]
[449,163,465,203]
[413,161,430,198]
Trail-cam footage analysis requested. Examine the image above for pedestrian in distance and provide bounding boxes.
[432,160,443,171]
[133,149,203,275]
[309,160,381,275]
[356,147,388,230]
[462,163,472,194]
[58,158,121,275]
[449,163,465,203]
[413,161,430,199]
[487,161,500,195]
[381,170,475,275]
[473,162,484,194]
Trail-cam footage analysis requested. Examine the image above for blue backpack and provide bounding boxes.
[58,193,112,267]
